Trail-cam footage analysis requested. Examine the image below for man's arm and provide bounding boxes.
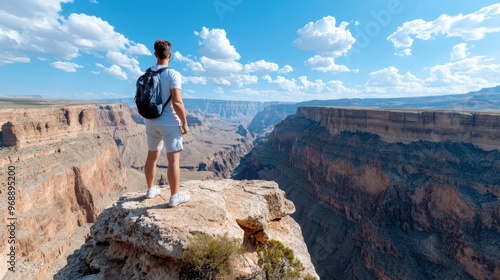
[170,88,189,134]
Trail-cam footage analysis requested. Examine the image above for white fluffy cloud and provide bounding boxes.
[50,61,83,72]
[294,16,355,73]
[366,66,420,87]
[450,43,468,60]
[183,76,207,85]
[426,56,499,88]
[273,76,299,92]
[200,56,243,74]
[264,74,357,98]
[62,13,129,51]
[106,50,142,79]
[278,65,293,74]
[175,27,280,88]
[194,27,240,61]
[305,55,350,73]
[365,56,500,96]
[0,0,150,80]
[127,43,151,55]
[388,4,500,54]
[298,76,325,92]
[244,60,279,75]
[103,65,127,80]
[295,16,355,56]
[174,51,204,72]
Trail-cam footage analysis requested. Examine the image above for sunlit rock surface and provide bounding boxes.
[55,179,318,280]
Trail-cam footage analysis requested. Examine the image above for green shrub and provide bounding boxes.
[303,273,317,280]
[257,240,307,280]
[178,232,244,280]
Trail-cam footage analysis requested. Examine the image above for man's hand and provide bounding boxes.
[181,124,189,134]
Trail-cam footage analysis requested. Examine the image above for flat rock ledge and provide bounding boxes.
[55,179,318,280]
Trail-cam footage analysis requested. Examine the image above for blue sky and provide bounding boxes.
[0,0,499,102]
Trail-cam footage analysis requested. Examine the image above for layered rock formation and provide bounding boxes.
[103,98,282,126]
[183,99,267,125]
[0,103,136,149]
[234,107,500,279]
[298,107,500,151]
[247,86,500,138]
[0,104,132,280]
[55,179,318,279]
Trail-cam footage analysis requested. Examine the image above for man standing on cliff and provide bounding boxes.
[143,40,190,207]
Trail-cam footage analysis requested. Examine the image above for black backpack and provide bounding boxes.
[135,67,171,119]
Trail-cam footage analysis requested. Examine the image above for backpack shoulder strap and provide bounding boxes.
[155,67,171,107]
[144,67,168,74]
[164,94,172,107]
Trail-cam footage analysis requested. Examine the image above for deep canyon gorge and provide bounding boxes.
[1,88,499,279]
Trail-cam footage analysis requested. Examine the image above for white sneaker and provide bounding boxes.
[169,192,190,207]
[146,185,161,198]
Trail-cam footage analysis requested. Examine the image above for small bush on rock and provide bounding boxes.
[303,273,317,280]
[178,232,244,280]
[257,240,310,280]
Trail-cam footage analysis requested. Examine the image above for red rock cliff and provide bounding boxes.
[0,103,137,148]
[298,106,500,151]
[0,104,132,280]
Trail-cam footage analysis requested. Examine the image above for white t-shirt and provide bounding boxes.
[144,65,182,126]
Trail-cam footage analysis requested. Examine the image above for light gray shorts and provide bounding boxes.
[146,124,183,152]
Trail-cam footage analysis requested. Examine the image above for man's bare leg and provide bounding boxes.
[145,150,161,188]
[167,150,181,195]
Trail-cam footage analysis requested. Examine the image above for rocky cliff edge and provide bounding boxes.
[0,103,137,149]
[56,179,319,279]
[299,106,500,151]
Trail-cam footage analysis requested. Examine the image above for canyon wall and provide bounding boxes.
[105,98,282,126]
[183,99,267,125]
[234,106,500,279]
[247,86,500,138]
[298,107,500,151]
[0,103,135,149]
[0,104,133,280]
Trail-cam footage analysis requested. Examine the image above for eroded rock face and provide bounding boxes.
[234,107,500,280]
[0,133,127,280]
[0,104,137,148]
[297,107,500,151]
[0,104,132,280]
[56,179,318,280]
[183,99,269,126]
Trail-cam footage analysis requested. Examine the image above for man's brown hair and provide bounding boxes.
[154,40,171,59]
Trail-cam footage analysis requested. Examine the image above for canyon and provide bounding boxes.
[234,106,500,279]
[0,98,260,279]
[1,88,499,279]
